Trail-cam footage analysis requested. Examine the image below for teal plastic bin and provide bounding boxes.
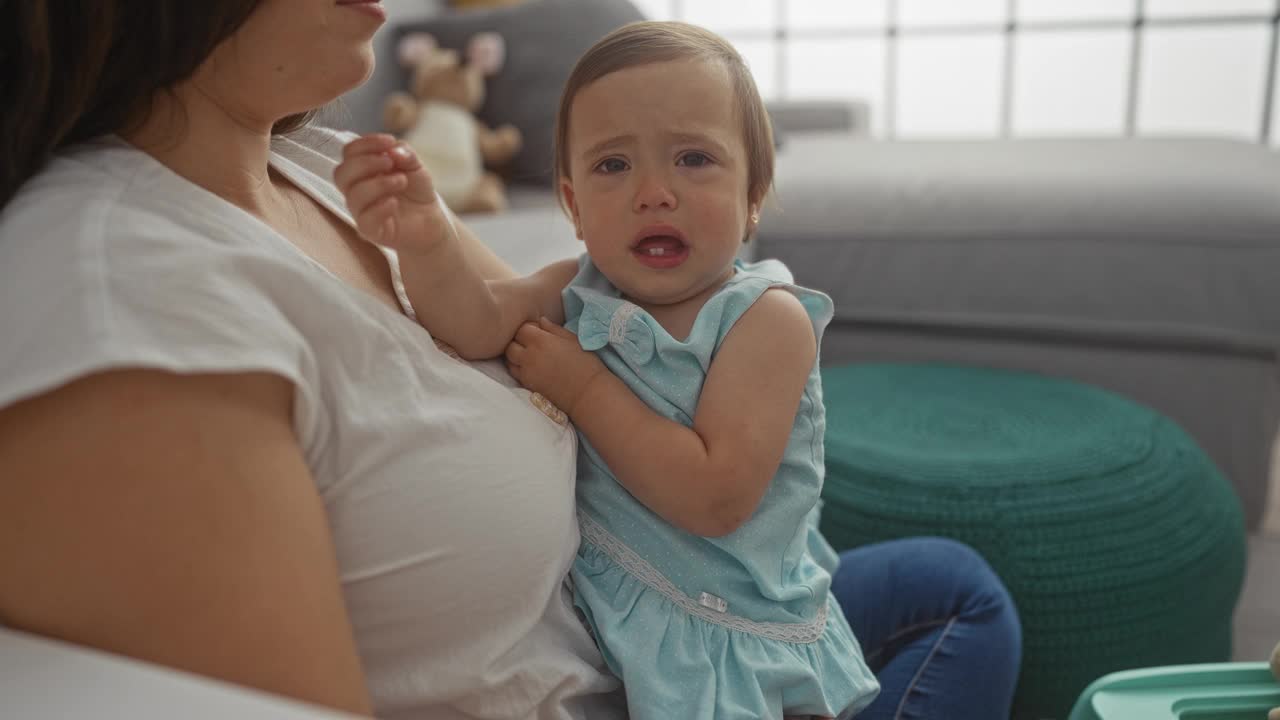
[1068,663,1278,720]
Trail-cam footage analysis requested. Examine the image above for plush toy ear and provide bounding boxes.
[466,32,506,76]
[398,33,439,67]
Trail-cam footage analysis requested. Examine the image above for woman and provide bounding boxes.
[0,2,1022,719]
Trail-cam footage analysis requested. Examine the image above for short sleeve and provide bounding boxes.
[0,157,322,443]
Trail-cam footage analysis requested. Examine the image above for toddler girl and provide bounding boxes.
[337,20,878,720]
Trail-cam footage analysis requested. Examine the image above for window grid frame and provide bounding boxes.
[668,0,1280,142]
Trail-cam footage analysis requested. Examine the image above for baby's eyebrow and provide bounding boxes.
[667,132,730,156]
[581,135,636,160]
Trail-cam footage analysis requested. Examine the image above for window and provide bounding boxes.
[633,0,1280,144]
[1012,29,1132,136]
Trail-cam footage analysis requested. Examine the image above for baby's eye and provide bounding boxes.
[677,152,714,168]
[594,157,629,174]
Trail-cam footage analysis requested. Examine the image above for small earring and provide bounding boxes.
[750,212,760,225]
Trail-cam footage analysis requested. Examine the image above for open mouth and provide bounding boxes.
[632,226,689,268]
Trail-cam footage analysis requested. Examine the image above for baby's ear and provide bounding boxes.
[560,179,583,241]
[742,202,762,243]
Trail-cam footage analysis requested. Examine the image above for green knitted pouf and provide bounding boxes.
[818,364,1246,720]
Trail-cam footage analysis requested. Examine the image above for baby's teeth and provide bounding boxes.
[647,248,665,256]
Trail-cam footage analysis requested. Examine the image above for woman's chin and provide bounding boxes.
[354,48,377,88]
[314,52,377,104]
[341,48,378,94]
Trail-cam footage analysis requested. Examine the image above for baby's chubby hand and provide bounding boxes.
[335,134,453,254]
[505,318,607,417]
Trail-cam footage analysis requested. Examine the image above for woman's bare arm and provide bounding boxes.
[0,369,373,716]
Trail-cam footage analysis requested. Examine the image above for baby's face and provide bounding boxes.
[561,59,756,308]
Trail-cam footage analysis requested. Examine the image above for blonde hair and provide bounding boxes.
[553,21,775,212]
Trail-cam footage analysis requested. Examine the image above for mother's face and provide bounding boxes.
[197,0,386,125]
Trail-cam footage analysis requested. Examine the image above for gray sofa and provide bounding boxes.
[760,135,1279,532]
[754,133,1280,666]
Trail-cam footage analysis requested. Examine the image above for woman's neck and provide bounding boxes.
[121,82,284,216]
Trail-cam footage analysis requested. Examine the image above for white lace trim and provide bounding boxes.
[608,303,640,346]
[578,513,829,644]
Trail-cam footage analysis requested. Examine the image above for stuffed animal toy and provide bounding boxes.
[384,32,522,214]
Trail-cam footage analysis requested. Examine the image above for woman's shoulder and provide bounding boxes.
[3,136,264,250]
[3,138,157,234]
[0,138,310,288]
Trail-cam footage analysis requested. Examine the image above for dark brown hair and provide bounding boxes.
[0,1,311,210]
[553,21,775,210]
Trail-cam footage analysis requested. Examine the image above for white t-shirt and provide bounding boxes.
[0,127,624,720]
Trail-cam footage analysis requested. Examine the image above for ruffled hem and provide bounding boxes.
[573,542,879,720]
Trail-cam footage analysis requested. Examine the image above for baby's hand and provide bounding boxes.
[335,134,453,255]
[505,318,607,417]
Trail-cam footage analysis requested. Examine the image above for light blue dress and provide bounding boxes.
[563,256,879,720]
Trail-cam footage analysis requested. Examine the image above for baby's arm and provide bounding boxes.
[508,289,816,537]
[337,134,574,358]
[399,248,575,360]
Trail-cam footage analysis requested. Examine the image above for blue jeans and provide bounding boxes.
[832,537,1022,720]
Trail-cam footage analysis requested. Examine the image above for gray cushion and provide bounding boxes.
[398,0,644,187]
[757,136,1280,350]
